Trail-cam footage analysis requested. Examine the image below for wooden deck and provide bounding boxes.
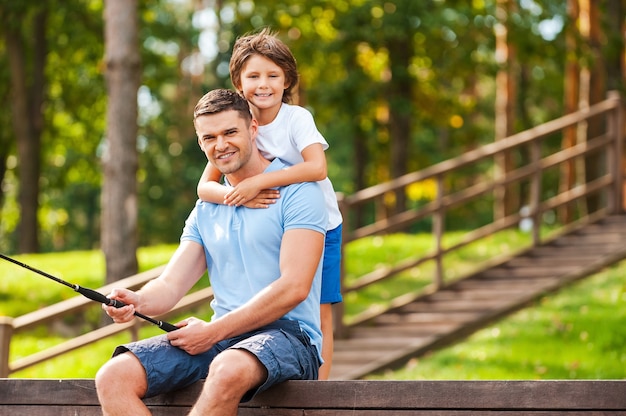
[329,214,626,380]
[3,379,626,415]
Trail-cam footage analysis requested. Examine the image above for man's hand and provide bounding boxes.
[167,317,215,355]
[102,288,140,324]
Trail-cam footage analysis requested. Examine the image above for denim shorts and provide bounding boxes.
[321,224,343,304]
[112,319,320,401]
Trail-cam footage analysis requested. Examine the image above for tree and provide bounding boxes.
[101,0,140,282]
[579,0,606,214]
[494,0,519,219]
[1,3,48,253]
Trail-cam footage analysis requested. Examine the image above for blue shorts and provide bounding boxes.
[112,320,320,401]
[321,224,343,304]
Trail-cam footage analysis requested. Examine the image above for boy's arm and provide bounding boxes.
[198,160,281,208]
[225,143,327,206]
[197,161,229,203]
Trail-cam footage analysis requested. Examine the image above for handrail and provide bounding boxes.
[0,92,622,376]
[333,91,623,336]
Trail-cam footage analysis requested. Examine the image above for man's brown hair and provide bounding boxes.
[193,89,252,124]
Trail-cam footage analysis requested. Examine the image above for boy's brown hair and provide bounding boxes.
[229,28,299,103]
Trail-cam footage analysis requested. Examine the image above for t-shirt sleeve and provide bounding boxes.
[289,107,329,153]
[180,203,203,245]
[282,181,328,235]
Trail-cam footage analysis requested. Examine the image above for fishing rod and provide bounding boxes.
[0,253,178,332]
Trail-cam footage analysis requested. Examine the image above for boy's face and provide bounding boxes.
[238,55,289,112]
[195,109,258,175]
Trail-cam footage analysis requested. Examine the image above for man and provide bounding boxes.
[95,89,327,416]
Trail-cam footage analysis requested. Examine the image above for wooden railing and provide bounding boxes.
[0,92,623,377]
[332,91,623,337]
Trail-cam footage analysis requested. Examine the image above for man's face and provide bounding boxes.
[195,110,258,175]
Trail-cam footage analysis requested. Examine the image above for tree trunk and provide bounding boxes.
[604,0,625,210]
[102,0,140,283]
[579,0,606,214]
[560,0,580,224]
[493,0,518,221]
[3,7,47,253]
[387,37,412,217]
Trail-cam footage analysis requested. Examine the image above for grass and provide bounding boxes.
[2,230,625,379]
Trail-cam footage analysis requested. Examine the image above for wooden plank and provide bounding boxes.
[373,311,483,324]
[243,380,626,410]
[7,405,626,416]
[3,379,626,413]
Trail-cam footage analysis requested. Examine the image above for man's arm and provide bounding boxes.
[104,241,207,322]
[167,228,324,355]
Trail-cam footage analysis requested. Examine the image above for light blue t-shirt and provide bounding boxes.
[180,158,328,359]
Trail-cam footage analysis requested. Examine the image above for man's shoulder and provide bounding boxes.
[267,157,292,172]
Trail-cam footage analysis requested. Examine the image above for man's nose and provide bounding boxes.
[215,135,227,150]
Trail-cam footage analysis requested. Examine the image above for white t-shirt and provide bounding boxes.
[256,103,343,230]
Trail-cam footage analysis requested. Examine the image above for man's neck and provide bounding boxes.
[225,152,272,186]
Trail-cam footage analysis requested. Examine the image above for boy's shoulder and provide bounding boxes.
[280,102,314,118]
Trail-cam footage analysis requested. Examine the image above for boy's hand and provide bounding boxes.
[225,176,279,207]
[242,189,280,208]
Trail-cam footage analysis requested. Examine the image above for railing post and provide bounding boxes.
[606,90,623,213]
[334,192,348,339]
[0,317,14,377]
[433,175,445,289]
[530,140,542,246]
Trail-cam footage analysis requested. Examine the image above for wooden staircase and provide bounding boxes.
[329,215,626,380]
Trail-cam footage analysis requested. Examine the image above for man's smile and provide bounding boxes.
[216,151,236,160]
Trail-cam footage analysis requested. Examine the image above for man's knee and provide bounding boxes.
[207,349,267,391]
[96,352,147,400]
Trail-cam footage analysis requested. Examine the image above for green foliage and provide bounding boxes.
[0,0,621,252]
[0,245,176,317]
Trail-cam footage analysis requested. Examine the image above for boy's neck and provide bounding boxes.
[251,102,282,126]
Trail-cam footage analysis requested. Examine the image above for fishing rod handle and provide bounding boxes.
[106,298,126,308]
[106,297,178,332]
[106,295,178,332]
[78,286,178,332]
[157,321,179,332]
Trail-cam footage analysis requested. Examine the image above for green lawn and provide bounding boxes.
[2,232,625,379]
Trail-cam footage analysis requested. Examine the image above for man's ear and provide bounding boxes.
[249,118,259,143]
